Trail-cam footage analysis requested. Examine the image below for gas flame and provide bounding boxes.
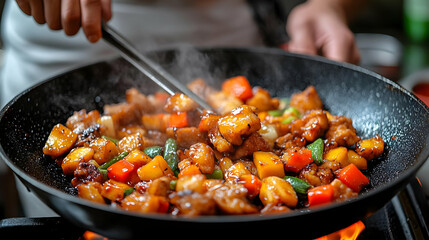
[314,221,365,240]
[82,231,109,240]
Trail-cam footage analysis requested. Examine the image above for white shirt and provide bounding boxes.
[0,0,263,107]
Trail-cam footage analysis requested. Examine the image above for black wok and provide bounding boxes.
[1,48,429,239]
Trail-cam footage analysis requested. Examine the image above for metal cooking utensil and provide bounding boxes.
[101,23,214,112]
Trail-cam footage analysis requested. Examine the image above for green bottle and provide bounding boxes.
[404,0,429,42]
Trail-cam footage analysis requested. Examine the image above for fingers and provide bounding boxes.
[321,30,361,64]
[28,0,45,24]
[61,0,81,36]
[80,0,102,43]
[16,0,111,42]
[287,22,318,56]
[16,0,31,15]
[101,0,112,21]
[286,5,318,56]
[44,0,61,30]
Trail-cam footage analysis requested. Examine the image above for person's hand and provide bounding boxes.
[15,0,112,43]
[286,0,360,64]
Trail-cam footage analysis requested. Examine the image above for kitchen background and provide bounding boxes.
[0,0,428,220]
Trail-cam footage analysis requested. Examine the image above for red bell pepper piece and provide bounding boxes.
[107,159,136,183]
[222,76,253,102]
[308,184,334,206]
[337,163,369,192]
[168,112,188,128]
[284,148,313,173]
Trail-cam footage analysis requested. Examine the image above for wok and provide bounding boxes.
[1,48,429,239]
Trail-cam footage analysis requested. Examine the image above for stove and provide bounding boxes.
[359,178,429,239]
[0,178,428,240]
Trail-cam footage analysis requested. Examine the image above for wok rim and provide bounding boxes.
[1,46,429,224]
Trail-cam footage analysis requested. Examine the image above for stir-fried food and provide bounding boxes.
[43,76,384,216]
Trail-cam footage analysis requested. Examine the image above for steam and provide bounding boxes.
[157,45,225,89]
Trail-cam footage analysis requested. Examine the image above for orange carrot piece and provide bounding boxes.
[168,112,188,128]
[178,164,202,178]
[238,174,262,198]
[222,76,253,102]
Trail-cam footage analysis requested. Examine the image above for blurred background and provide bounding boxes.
[0,0,428,219]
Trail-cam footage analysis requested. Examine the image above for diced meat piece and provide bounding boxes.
[147,176,172,197]
[259,176,298,208]
[101,179,132,202]
[66,110,86,133]
[218,105,261,145]
[117,133,144,153]
[187,78,216,100]
[198,113,233,152]
[209,183,258,214]
[72,162,104,187]
[275,133,306,151]
[104,103,141,127]
[164,93,198,113]
[89,138,119,165]
[74,124,101,148]
[186,143,215,174]
[141,131,168,148]
[207,91,243,116]
[290,110,328,142]
[208,124,234,153]
[122,192,169,213]
[233,133,271,159]
[325,115,360,147]
[66,110,100,134]
[289,86,323,113]
[298,163,334,187]
[176,174,207,194]
[116,125,147,140]
[261,203,291,214]
[330,179,358,202]
[245,87,280,112]
[169,190,216,216]
[125,88,156,114]
[77,182,105,204]
[167,127,208,149]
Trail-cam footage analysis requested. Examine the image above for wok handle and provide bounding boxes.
[0,217,85,239]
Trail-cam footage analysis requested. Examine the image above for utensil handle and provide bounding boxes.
[101,23,214,112]
[0,217,85,239]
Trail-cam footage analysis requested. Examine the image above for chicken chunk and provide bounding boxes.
[290,110,328,142]
[169,190,216,216]
[209,183,258,214]
[289,86,323,113]
[218,105,261,145]
[325,115,360,147]
[233,132,271,159]
[125,88,156,114]
[298,163,334,187]
[186,143,215,174]
[164,93,198,113]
